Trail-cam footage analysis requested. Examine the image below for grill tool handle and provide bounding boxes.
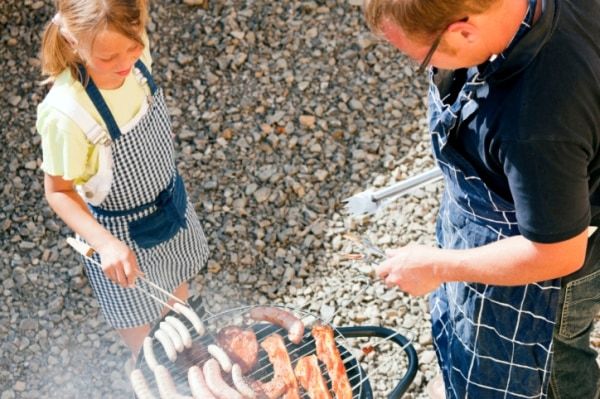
[337,326,418,399]
[372,168,443,202]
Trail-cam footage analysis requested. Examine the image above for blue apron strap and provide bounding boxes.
[134,59,157,95]
[77,64,122,141]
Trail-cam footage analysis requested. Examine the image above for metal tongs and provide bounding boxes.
[343,233,386,263]
[343,167,443,217]
[66,237,187,314]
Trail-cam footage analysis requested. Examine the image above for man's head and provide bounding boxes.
[364,0,523,71]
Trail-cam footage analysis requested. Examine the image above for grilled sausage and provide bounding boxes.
[160,321,184,352]
[143,336,159,372]
[174,303,205,336]
[188,366,217,399]
[130,369,157,399]
[154,365,180,399]
[203,358,244,399]
[231,363,256,399]
[249,307,304,344]
[208,344,233,373]
[154,329,177,362]
[165,315,193,348]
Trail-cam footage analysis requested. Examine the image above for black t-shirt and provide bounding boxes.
[444,0,600,243]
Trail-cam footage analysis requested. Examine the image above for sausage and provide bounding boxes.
[130,369,157,399]
[249,307,305,344]
[165,315,193,348]
[143,336,160,372]
[160,321,184,352]
[188,365,217,399]
[203,358,244,399]
[173,303,205,336]
[154,365,180,399]
[231,363,256,399]
[154,329,177,362]
[207,344,233,373]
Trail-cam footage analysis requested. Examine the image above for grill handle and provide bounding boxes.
[337,326,418,399]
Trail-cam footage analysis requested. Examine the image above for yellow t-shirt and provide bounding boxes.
[36,39,152,184]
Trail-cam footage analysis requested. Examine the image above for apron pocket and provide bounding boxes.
[129,174,188,249]
[129,208,186,249]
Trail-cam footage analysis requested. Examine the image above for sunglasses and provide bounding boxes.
[417,17,468,74]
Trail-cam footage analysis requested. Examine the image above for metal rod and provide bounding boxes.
[138,277,187,306]
[371,167,443,202]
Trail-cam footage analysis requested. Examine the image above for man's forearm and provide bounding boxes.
[435,230,588,286]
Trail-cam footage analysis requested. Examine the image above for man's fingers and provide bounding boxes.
[374,258,393,278]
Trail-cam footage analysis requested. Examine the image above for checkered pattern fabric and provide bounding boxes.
[426,1,562,397]
[79,64,209,329]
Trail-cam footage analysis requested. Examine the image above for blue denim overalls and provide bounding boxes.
[428,1,562,397]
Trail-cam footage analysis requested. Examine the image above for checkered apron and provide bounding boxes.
[80,60,209,329]
[428,1,561,397]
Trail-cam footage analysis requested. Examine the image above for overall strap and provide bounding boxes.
[133,59,157,94]
[77,64,122,141]
[45,89,111,146]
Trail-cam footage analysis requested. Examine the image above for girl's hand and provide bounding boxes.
[374,244,444,296]
[96,238,141,288]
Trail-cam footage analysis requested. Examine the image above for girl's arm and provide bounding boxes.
[375,229,588,295]
[44,173,140,287]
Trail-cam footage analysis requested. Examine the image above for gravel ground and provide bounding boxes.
[1,1,598,398]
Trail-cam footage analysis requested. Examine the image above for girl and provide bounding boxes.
[36,0,209,359]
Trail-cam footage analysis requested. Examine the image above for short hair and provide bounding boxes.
[40,0,149,82]
[363,0,498,41]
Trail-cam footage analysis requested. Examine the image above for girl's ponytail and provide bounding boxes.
[40,18,81,83]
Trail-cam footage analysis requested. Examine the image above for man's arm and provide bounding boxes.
[375,229,588,295]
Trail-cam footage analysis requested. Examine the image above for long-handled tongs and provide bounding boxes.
[343,167,443,217]
[66,237,187,314]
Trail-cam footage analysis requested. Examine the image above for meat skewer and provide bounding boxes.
[294,355,333,399]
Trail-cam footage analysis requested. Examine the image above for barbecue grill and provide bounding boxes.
[135,297,418,398]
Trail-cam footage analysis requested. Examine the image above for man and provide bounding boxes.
[362,0,600,398]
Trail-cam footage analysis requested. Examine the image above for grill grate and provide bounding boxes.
[137,305,367,398]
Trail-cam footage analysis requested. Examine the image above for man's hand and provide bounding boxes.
[374,244,444,296]
[96,238,141,288]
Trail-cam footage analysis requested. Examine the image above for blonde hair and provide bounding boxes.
[364,0,498,42]
[40,0,149,83]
